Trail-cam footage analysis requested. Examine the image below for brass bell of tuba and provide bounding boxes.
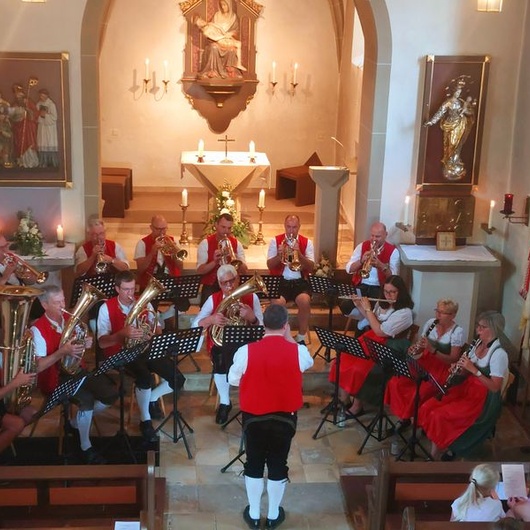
[209,272,268,347]
[2,252,48,285]
[0,285,43,414]
[124,275,167,348]
[59,282,107,375]
[156,235,188,261]
[218,236,242,271]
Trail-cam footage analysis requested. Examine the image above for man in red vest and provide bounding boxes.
[193,264,262,424]
[266,215,314,345]
[339,222,400,328]
[228,304,313,529]
[31,285,118,464]
[196,213,248,306]
[75,218,129,277]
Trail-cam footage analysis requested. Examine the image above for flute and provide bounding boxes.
[338,295,395,304]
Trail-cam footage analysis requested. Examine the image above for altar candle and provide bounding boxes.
[258,189,265,208]
[249,141,256,158]
[163,60,169,80]
[488,200,495,229]
[293,63,298,85]
[404,195,410,224]
[272,61,277,83]
[56,224,64,243]
[503,193,514,214]
[198,139,204,157]
[182,189,188,207]
[144,58,150,79]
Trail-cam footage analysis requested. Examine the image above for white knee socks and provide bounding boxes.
[245,476,264,519]
[76,409,94,451]
[93,400,108,414]
[267,479,287,520]
[213,374,230,405]
[135,387,151,422]
[150,379,172,402]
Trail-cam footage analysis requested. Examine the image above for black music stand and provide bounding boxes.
[69,273,116,308]
[358,338,411,456]
[95,342,150,464]
[312,327,368,439]
[150,328,202,459]
[239,274,281,300]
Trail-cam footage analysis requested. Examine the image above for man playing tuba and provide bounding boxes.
[193,265,263,424]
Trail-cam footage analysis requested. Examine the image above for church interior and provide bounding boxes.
[2,0,530,528]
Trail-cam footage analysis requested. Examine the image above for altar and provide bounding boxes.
[180,151,271,195]
[399,245,501,340]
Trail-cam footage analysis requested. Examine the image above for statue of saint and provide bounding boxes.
[194,0,246,80]
[424,76,477,181]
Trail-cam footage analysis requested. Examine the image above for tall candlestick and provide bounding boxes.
[56,224,65,247]
[198,139,204,157]
[292,62,298,85]
[249,141,255,158]
[163,60,169,80]
[258,189,265,208]
[503,193,514,214]
[144,58,150,79]
[488,200,495,229]
[182,189,188,207]
[272,61,277,83]
[404,195,410,225]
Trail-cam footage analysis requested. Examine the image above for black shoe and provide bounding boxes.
[81,446,106,465]
[139,420,158,442]
[297,340,307,346]
[386,418,411,437]
[216,403,232,425]
[266,507,286,529]
[243,505,260,529]
[149,401,164,420]
[441,450,456,461]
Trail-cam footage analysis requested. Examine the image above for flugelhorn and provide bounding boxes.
[281,236,301,272]
[156,235,188,261]
[218,236,242,270]
[359,241,383,279]
[2,252,48,285]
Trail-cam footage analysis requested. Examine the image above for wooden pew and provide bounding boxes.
[0,451,164,529]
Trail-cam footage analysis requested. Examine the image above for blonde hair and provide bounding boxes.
[438,299,459,315]
[452,464,499,521]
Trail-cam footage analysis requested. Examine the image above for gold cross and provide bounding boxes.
[218,134,235,161]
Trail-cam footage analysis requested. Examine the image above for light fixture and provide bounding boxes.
[477,0,503,12]
[500,193,529,226]
[21,0,47,3]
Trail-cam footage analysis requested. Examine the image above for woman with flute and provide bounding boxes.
[418,310,512,460]
[385,299,465,433]
[329,275,414,416]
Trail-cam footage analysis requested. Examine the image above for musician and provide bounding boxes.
[418,310,511,460]
[329,275,414,416]
[75,218,129,277]
[385,299,465,433]
[97,271,185,442]
[228,304,313,529]
[267,214,315,345]
[196,213,248,306]
[193,264,263,424]
[339,222,400,328]
[31,285,118,464]
[0,234,18,286]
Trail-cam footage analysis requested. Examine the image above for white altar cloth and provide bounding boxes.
[399,244,497,263]
[180,151,270,195]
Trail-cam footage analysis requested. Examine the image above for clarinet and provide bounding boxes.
[436,338,481,399]
[408,319,438,359]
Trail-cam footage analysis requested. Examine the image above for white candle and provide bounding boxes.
[272,61,277,83]
[404,195,410,224]
[144,58,150,79]
[198,139,204,157]
[249,140,255,157]
[293,63,298,85]
[163,60,169,80]
[258,189,265,208]
[488,200,495,230]
[182,189,188,207]
[56,224,64,243]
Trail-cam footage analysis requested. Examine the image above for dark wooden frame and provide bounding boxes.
[0,52,71,188]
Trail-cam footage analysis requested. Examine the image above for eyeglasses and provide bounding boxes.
[219,277,236,287]
[434,309,453,315]
[476,323,489,330]
[383,289,398,296]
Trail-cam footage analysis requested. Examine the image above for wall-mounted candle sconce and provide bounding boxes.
[269,61,300,94]
[480,200,497,234]
[143,58,151,93]
[141,58,171,96]
[500,193,529,226]
[290,62,299,94]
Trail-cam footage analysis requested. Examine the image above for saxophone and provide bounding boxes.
[0,285,43,414]
[59,282,107,375]
[124,275,167,348]
[210,272,268,347]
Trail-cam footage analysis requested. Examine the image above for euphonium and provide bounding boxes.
[59,282,107,375]
[0,285,43,414]
[124,275,167,348]
[210,272,268,347]
[218,236,242,270]
[360,241,383,279]
[2,252,48,285]
[156,235,188,261]
[281,236,301,272]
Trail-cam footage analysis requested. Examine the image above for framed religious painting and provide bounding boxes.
[416,55,490,195]
[0,52,71,188]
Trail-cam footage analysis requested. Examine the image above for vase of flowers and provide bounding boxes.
[11,209,45,257]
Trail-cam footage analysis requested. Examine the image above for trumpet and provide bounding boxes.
[94,240,109,274]
[281,235,301,272]
[359,241,383,279]
[2,252,48,285]
[218,236,242,270]
[156,235,188,261]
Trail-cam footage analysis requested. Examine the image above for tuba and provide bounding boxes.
[124,275,167,348]
[360,241,383,279]
[0,285,43,414]
[2,252,48,285]
[210,272,268,347]
[156,235,188,261]
[281,236,301,272]
[59,283,107,375]
[218,236,242,270]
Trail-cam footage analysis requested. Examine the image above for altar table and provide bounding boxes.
[180,151,270,195]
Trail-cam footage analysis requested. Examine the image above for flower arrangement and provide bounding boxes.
[11,209,45,257]
[314,252,334,278]
[204,184,253,246]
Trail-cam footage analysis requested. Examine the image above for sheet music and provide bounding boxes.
[501,464,527,499]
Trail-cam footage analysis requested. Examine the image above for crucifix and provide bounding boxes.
[218,134,235,164]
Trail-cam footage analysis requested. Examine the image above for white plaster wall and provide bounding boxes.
[99,0,340,190]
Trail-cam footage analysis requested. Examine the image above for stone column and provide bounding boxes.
[309,166,349,265]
